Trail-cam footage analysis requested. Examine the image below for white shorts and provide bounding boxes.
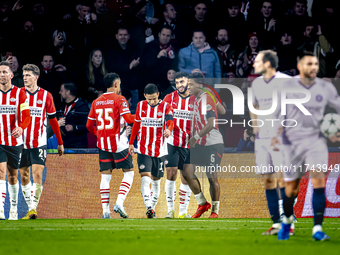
[255,139,284,175]
[282,137,328,182]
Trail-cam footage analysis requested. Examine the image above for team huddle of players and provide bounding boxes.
[1,50,339,241]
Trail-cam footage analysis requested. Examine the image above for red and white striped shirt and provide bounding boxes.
[23,88,56,149]
[163,91,193,148]
[193,92,223,146]
[88,92,130,153]
[0,86,27,146]
[136,100,172,157]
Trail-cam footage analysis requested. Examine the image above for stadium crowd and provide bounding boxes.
[1,0,340,148]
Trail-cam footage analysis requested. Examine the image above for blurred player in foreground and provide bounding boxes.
[87,73,135,219]
[129,84,173,218]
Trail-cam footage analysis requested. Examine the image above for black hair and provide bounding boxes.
[188,72,204,85]
[260,50,278,69]
[297,51,316,62]
[0,61,11,70]
[192,28,206,38]
[103,72,120,88]
[63,83,78,97]
[174,71,189,80]
[159,24,173,35]
[144,83,159,94]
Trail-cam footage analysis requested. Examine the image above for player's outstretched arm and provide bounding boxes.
[122,113,136,124]
[128,121,140,156]
[86,119,97,137]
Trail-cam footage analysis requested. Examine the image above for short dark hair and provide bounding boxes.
[227,0,241,8]
[103,73,120,88]
[159,24,173,35]
[294,0,307,5]
[0,61,11,71]
[116,26,129,34]
[23,64,40,76]
[260,50,278,69]
[188,72,205,85]
[174,71,189,80]
[297,51,316,62]
[192,28,206,38]
[144,83,159,95]
[62,83,78,97]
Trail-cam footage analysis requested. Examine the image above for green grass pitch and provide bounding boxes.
[0,218,339,255]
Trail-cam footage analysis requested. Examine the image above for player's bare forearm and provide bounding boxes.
[197,117,215,138]
[128,144,135,157]
[217,103,226,115]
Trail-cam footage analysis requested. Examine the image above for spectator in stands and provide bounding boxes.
[161,69,177,99]
[124,0,157,51]
[58,83,89,148]
[64,2,98,63]
[94,0,118,47]
[236,32,262,77]
[178,29,221,83]
[141,24,177,92]
[276,30,298,76]
[297,23,334,77]
[7,55,24,88]
[289,0,311,44]
[236,129,254,152]
[212,28,237,79]
[104,27,141,113]
[38,54,70,110]
[84,48,107,102]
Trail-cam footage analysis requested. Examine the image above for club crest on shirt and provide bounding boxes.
[157,112,162,116]
[316,94,323,102]
[37,100,43,104]
[189,104,193,108]
[10,97,16,102]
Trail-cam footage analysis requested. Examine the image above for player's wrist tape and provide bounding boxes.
[194,134,201,140]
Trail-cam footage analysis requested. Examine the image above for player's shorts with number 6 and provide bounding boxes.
[20,145,47,167]
[185,144,224,166]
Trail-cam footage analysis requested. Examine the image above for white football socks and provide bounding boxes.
[116,171,134,206]
[141,176,152,209]
[100,174,111,213]
[211,201,220,214]
[8,182,19,211]
[151,179,161,210]
[31,183,43,210]
[21,183,32,210]
[0,180,6,211]
[179,183,191,216]
[165,179,176,212]
[194,192,207,206]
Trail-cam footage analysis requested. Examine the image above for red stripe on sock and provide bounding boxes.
[120,184,130,189]
[121,182,130,187]
[100,192,110,194]
[118,192,126,195]
[100,189,110,191]
[180,202,184,204]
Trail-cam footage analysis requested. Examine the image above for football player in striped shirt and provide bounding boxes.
[19,64,64,220]
[129,84,174,218]
[182,73,224,218]
[0,61,31,220]
[87,73,135,219]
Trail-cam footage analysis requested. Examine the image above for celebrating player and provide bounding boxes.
[163,72,193,218]
[272,52,340,241]
[251,50,294,235]
[181,73,224,218]
[19,64,64,220]
[87,73,135,219]
[0,61,31,220]
[128,84,173,218]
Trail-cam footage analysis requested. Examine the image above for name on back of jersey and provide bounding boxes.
[0,105,16,115]
[174,109,193,120]
[96,99,114,106]
[141,117,163,127]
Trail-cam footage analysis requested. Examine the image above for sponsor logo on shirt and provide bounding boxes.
[141,117,163,127]
[173,109,193,120]
[29,107,43,117]
[0,105,17,114]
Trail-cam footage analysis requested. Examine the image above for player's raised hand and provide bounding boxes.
[57,145,64,156]
[164,129,171,138]
[12,127,23,138]
[329,132,340,143]
[129,144,135,157]
[270,136,280,151]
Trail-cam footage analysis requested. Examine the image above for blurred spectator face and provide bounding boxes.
[164,4,176,21]
[298,56,319,78]
[253,53,266,74]
[116,29,130,45]
[32,3,45,15]
[192,32,206,49]
[194,3,207,21]
[0,1,9,15]
[280,33,292,45]
[158,28,172,45]
[261,2,273,18]
[91,50,103,67]
[53,32,66,47]
[216,29,229,45]
[78,5,91,20]
[304,26,314,37]
[228,6,240,18]
[59,84,68,102]
[94,0,107,13]
[10,56,19,72]
[249,36,259,49]
[23,21,34,34]
[325,7,334,15]
[167,69,176,82]
[293,1,306,16]
[41,55,54,70]
[137,5,147,17]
